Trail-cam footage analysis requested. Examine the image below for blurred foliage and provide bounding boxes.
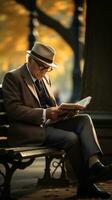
[0,0,76,100]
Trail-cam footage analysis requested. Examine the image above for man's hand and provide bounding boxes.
[46,106,63,120]
[46,107,80,121]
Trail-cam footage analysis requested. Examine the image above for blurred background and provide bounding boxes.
[0,0,86,103]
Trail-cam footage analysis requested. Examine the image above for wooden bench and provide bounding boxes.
[0,85,67,200]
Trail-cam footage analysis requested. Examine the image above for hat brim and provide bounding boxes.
[27,50,56,68]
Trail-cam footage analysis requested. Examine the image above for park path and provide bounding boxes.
[10,158,112,200]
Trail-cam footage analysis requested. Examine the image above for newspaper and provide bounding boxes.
[45,96,92,125]
[58,96,92,111]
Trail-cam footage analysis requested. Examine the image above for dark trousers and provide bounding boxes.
[44,114,102,183]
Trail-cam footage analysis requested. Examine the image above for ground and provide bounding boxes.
[3,158,112,200]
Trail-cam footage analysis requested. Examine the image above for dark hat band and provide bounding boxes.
[31,51,53,64]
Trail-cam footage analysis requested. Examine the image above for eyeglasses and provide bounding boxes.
[33,58,53,72]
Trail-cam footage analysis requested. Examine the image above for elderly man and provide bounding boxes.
[2,42,112,199]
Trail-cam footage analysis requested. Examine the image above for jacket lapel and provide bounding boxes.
[21,64,41,105]
[42,77,57,106]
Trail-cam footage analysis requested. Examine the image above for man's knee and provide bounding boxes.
[64,133,80,149]
[81,114,91,120]
[79,114,92,125]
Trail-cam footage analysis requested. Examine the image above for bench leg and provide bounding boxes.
[38,154,69,186]
[0,162,16,200]
[0,158,34,200]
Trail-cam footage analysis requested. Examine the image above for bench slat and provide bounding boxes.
[17,148,61,159]
[0,146,64,160]
[0,146,48,152]
[0,136,7,140]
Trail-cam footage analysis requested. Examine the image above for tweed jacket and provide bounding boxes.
[2,64,57,146]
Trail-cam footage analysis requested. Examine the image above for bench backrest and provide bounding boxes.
[0,85,9,146]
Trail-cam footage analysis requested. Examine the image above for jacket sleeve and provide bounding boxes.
[2,72,44,125]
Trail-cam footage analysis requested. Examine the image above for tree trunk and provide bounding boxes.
[81,0,112,112]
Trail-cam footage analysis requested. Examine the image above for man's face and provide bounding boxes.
[28,57,52,80]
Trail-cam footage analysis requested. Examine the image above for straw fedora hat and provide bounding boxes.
[27,42,56,68]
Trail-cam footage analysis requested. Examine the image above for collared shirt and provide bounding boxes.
[26,63,47,123]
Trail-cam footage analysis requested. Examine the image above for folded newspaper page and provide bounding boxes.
[58,96,92,110]
[45,96,92,125]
